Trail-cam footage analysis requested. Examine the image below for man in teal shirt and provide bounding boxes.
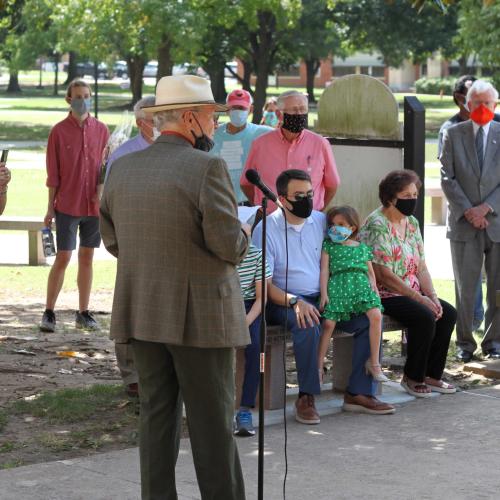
[213,89,272,204]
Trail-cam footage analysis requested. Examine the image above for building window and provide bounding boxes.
[371,66,385,78]
[333,66,357,77]
[279,64,300,77]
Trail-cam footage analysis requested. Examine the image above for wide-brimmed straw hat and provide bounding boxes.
[142,75,228,113]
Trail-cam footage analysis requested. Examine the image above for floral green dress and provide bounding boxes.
[358,207,425,298]
[322,239,382,322]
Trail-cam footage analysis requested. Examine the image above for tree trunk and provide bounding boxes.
[127,55,146,105]
[64,51,78,85]
[457,54,468,75]
[241,58,253,94]
[6,71,21,93]
[253,60,270,125]
[250,11,276,124]
[157,34,174,80]
[305,58,320,103]
[53,53,60,96]
[207,65,226,103]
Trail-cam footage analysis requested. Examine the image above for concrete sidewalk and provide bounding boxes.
[1,384,499,500]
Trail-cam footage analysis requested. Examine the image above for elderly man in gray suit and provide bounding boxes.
[100,75,249,500]
[440,79,500,363]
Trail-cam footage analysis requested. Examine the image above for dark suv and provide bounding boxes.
[75,62,108,79]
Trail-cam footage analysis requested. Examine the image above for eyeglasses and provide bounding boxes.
[282,107,308,115]
[292,190,314,201]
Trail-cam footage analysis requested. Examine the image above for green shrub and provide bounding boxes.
[415,77,456,95]
[416,76,497,96]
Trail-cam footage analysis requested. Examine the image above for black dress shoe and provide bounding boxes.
[456,350,473,363]
[483,349,500,360]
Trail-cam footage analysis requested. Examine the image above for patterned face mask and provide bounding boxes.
[328,225,352,243]
[282,113,308,133]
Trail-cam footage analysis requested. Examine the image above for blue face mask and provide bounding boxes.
[328,225,352,243]
[71,97,92,116]
[229,109,249,128]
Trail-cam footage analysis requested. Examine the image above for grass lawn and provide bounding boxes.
[0,260,117,294]
[2,169,46,216]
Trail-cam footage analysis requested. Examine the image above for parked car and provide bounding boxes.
[76,62,108,79]
[113,61,128,78]
[225,61,238,78]
[143,61,158,78]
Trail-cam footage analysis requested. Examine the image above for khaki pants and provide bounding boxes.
[132,340,246,500]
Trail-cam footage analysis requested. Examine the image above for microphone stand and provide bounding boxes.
[258,196,267,500]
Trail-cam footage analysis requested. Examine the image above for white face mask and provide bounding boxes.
[152,127,161,140]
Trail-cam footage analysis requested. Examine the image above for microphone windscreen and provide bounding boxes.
[245,169,260,185]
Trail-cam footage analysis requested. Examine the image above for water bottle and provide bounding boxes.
[41,227,56,257]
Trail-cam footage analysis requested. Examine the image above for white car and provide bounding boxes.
[143,61,158,78]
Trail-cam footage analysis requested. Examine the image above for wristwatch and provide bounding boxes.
[288,296,298,307]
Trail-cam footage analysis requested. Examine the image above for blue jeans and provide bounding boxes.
[267,297,377,397]
[240,300,261,408]
[337,314,377,397]
[267,295,322,395]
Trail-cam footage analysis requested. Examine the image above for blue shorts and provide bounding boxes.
[55,211,101,251]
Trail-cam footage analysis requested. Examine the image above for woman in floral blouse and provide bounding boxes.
[359,170,457,397]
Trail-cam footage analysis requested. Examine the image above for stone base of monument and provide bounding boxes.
[462,360,500,379]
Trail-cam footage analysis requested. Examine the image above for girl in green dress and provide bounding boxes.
[318,206,388,382]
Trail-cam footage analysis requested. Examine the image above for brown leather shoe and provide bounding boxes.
[126,383,139,398]
[343,393,395,415]
[295,394,320,424]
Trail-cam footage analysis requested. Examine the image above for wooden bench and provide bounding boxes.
[235,315,406,410]
[0,216,46,265]
[425,180,446,225]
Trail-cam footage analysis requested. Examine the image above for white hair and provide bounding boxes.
[276,90,308,110]
[133,96,156,119]
[466,80,498,106]
[153,109,185,130]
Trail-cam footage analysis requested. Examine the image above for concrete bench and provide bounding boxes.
[425,180,446,225]
[0,216,46,265]
[235,315,406,410]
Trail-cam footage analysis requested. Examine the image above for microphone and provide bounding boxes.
[245,169,284,210]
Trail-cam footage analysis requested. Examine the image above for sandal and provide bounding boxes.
[365,360,389,382]
[400,378,432,398]
[425,378,457,394]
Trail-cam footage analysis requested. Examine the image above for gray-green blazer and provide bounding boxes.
[440,120,500,242]
[100,134,250,348]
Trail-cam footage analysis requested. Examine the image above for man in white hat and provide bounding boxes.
[100,75,249,499]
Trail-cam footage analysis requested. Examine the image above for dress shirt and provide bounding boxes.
[46,113,109,217]
[241,127,340,212]
[472,120,490,154]
[252,209,326,296]
[105,133,150,182]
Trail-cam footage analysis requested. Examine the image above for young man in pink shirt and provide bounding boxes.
[40,80,109,333]
[240,90,340,211]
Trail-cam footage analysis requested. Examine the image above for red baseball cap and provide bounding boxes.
[226,89,252,109]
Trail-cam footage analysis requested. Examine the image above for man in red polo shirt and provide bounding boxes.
[40,80,109,332]
[240,90,340,212]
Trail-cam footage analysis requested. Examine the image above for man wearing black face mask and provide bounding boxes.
[100,75,249,499]
[241,90,340,212]
[252,170,395,423]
